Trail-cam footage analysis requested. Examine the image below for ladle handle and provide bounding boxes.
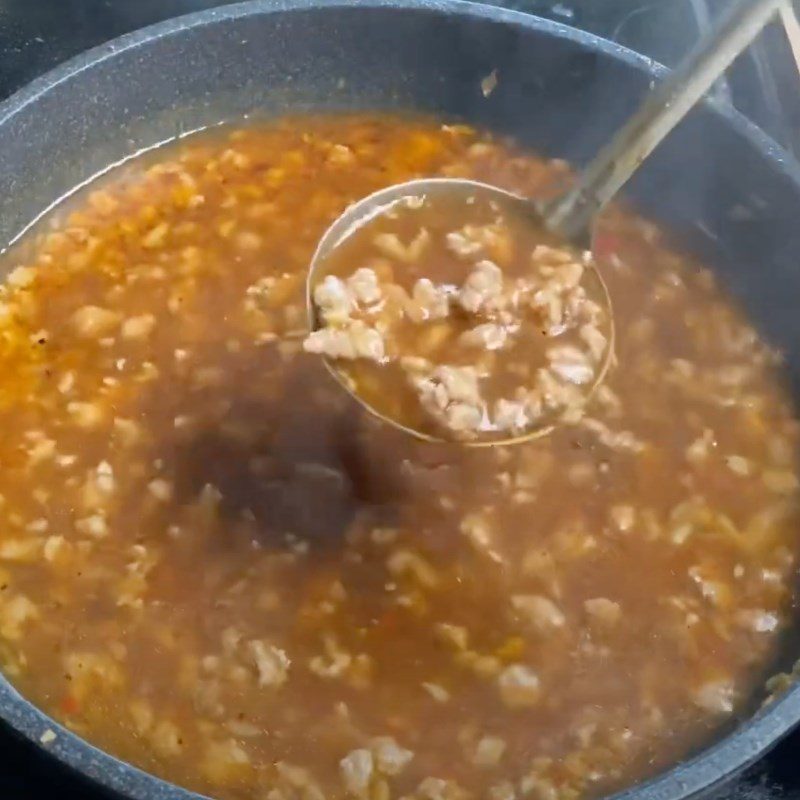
[543,0,783,242]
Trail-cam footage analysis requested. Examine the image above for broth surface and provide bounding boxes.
[0,115,797,800]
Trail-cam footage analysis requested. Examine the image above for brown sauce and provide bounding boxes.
[0,114,796,800]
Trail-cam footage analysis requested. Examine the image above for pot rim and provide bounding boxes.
[0,2,798,799]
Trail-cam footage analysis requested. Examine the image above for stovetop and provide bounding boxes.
[0,1,798,798]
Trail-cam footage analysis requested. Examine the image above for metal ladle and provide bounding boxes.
[307,0,784,446]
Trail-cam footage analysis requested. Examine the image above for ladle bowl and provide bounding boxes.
[306,177,616,446]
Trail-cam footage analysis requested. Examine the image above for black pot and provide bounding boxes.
[1,1,799,798]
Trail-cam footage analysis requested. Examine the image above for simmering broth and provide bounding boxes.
[0,114,796,800]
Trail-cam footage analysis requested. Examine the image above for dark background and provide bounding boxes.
[0,1,797,798]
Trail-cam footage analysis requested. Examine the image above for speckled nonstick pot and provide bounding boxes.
[1,1,800,798]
